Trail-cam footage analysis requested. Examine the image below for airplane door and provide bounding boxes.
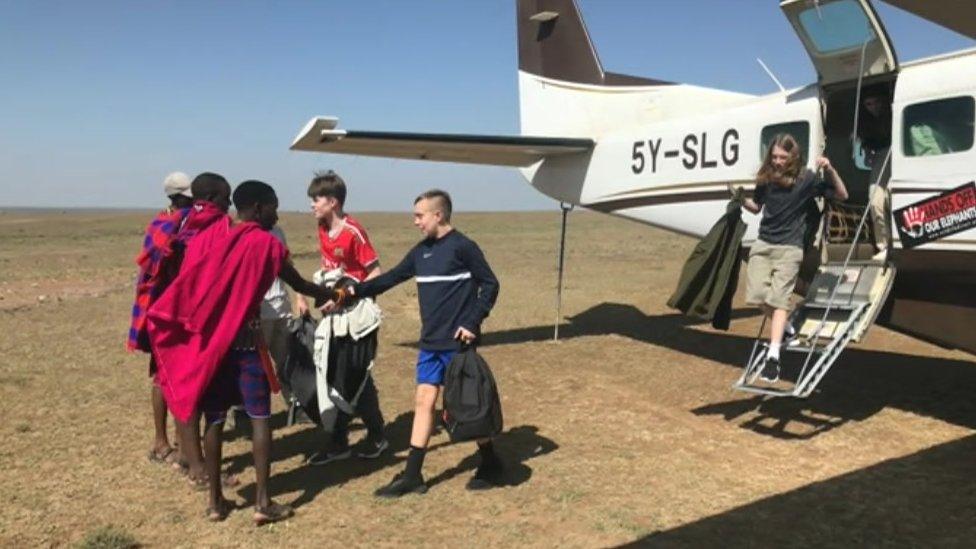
[780,0,898,86]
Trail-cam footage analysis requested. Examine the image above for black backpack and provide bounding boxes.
[442,346,503,442]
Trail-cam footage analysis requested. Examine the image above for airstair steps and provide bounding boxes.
[733,258,893,398]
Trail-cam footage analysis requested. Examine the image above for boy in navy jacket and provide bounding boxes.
[346,189,501,497]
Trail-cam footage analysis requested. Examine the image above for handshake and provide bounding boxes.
[311,280,357,310]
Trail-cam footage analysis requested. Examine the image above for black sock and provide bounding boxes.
[477,440,496,462]
[405,445,426,479]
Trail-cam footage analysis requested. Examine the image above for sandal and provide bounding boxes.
[253,502,293,526]
[187,472,240,491]
[221,473,240,488]
[187,473,209,491]
[147,447,179,466]
[206,499,232,522]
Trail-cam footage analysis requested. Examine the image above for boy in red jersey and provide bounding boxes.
[298,170,388,465]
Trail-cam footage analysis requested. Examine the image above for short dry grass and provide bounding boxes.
[1,208,975,547]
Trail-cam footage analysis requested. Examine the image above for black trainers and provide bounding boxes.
[307,446,351,466]
[355,438,389,459]
[760,356,781,382]
[374,471,427,498]
[466,456,505,491]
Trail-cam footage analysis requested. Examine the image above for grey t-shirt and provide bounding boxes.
[754,168,831,247]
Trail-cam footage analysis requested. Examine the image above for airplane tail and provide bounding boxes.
[516,0,667,87]
[515,0,751,140]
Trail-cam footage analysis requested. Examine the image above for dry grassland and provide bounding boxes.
[1,208,975,547]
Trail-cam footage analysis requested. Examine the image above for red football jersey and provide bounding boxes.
[317,214,378,282]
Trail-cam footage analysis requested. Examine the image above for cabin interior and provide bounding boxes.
[822,78,895,206]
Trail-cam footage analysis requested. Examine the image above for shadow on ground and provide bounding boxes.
[225,413,558,508]
[477,302,976,438]
[619,433,976,547]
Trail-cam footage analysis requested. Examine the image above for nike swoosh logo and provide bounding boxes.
[423,253,432,258]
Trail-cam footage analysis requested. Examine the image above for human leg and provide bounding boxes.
[869,183,890,256]
[251,417,272,508]
[770,308,790,346]
[148,380,178,461]
[374,383,437,498]
[354,376,388,458]
[177,413,207,483]
[760,245,802,381]
[146,356,178,464]
[306,412,353,466]
[375,351,452,498]
[410,383,440,449]
[250,418,292,525]
[203,417,228,520]
[234,349,292,524]
[465,438,505,491]
[358,376,385,439]
[745,241,774,311]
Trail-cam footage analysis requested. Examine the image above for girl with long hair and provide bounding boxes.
[742,134,849,382]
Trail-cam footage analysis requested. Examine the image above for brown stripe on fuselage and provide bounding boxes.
[587,190,731,212]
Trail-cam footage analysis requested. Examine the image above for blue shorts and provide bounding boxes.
[201,350,271,424]
[416,349,457,385]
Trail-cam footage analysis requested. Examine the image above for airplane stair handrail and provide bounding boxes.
[796,149,893,383]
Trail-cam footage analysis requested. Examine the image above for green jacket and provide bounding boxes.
[667,198,747,330]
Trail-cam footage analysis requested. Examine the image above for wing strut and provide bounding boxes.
[554,202,573,341]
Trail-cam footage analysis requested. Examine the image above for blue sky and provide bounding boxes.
[1,1,972,212]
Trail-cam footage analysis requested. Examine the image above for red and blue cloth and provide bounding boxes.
[127,206,190,352]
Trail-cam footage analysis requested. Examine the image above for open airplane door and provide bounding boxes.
[780,0,898,86]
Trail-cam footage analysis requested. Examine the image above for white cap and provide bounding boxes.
[163,171,192,198]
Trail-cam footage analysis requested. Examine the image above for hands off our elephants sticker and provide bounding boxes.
[894,182,976,249]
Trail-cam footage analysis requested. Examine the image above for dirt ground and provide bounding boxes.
[2,208,975,548]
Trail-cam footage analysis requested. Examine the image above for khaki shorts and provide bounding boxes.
[745,240,803,311]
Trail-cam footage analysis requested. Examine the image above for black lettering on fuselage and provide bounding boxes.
[682,134,698,169]
[633,129,739,173]
[722,128,739,166]
[648,138,661,173]
[701,132,717,169]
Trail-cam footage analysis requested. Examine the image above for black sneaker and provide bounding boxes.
[355,438,389,459]
[760,356,781,382]
[374,471,427,498]
[466,456,505,491]
[307,446,352,466]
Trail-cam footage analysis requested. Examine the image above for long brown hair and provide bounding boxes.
[756,133,803,188]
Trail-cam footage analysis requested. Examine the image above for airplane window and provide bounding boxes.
[760,121,810,163]
[902,96,975,157]
[798,0,876,54]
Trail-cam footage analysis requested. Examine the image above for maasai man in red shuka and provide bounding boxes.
[148,180,335,524]
[127,172,193,468]
[147,172,234,488]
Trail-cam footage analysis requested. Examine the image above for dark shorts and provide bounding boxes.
[416,349,457,386]
[201,350,271,424]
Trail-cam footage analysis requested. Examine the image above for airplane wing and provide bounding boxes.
[881,0,976,39]
[290,117,594,167]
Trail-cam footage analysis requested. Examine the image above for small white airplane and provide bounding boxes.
[291,0,976,393]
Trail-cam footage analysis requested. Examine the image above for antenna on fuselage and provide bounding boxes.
[756,58,786,93]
